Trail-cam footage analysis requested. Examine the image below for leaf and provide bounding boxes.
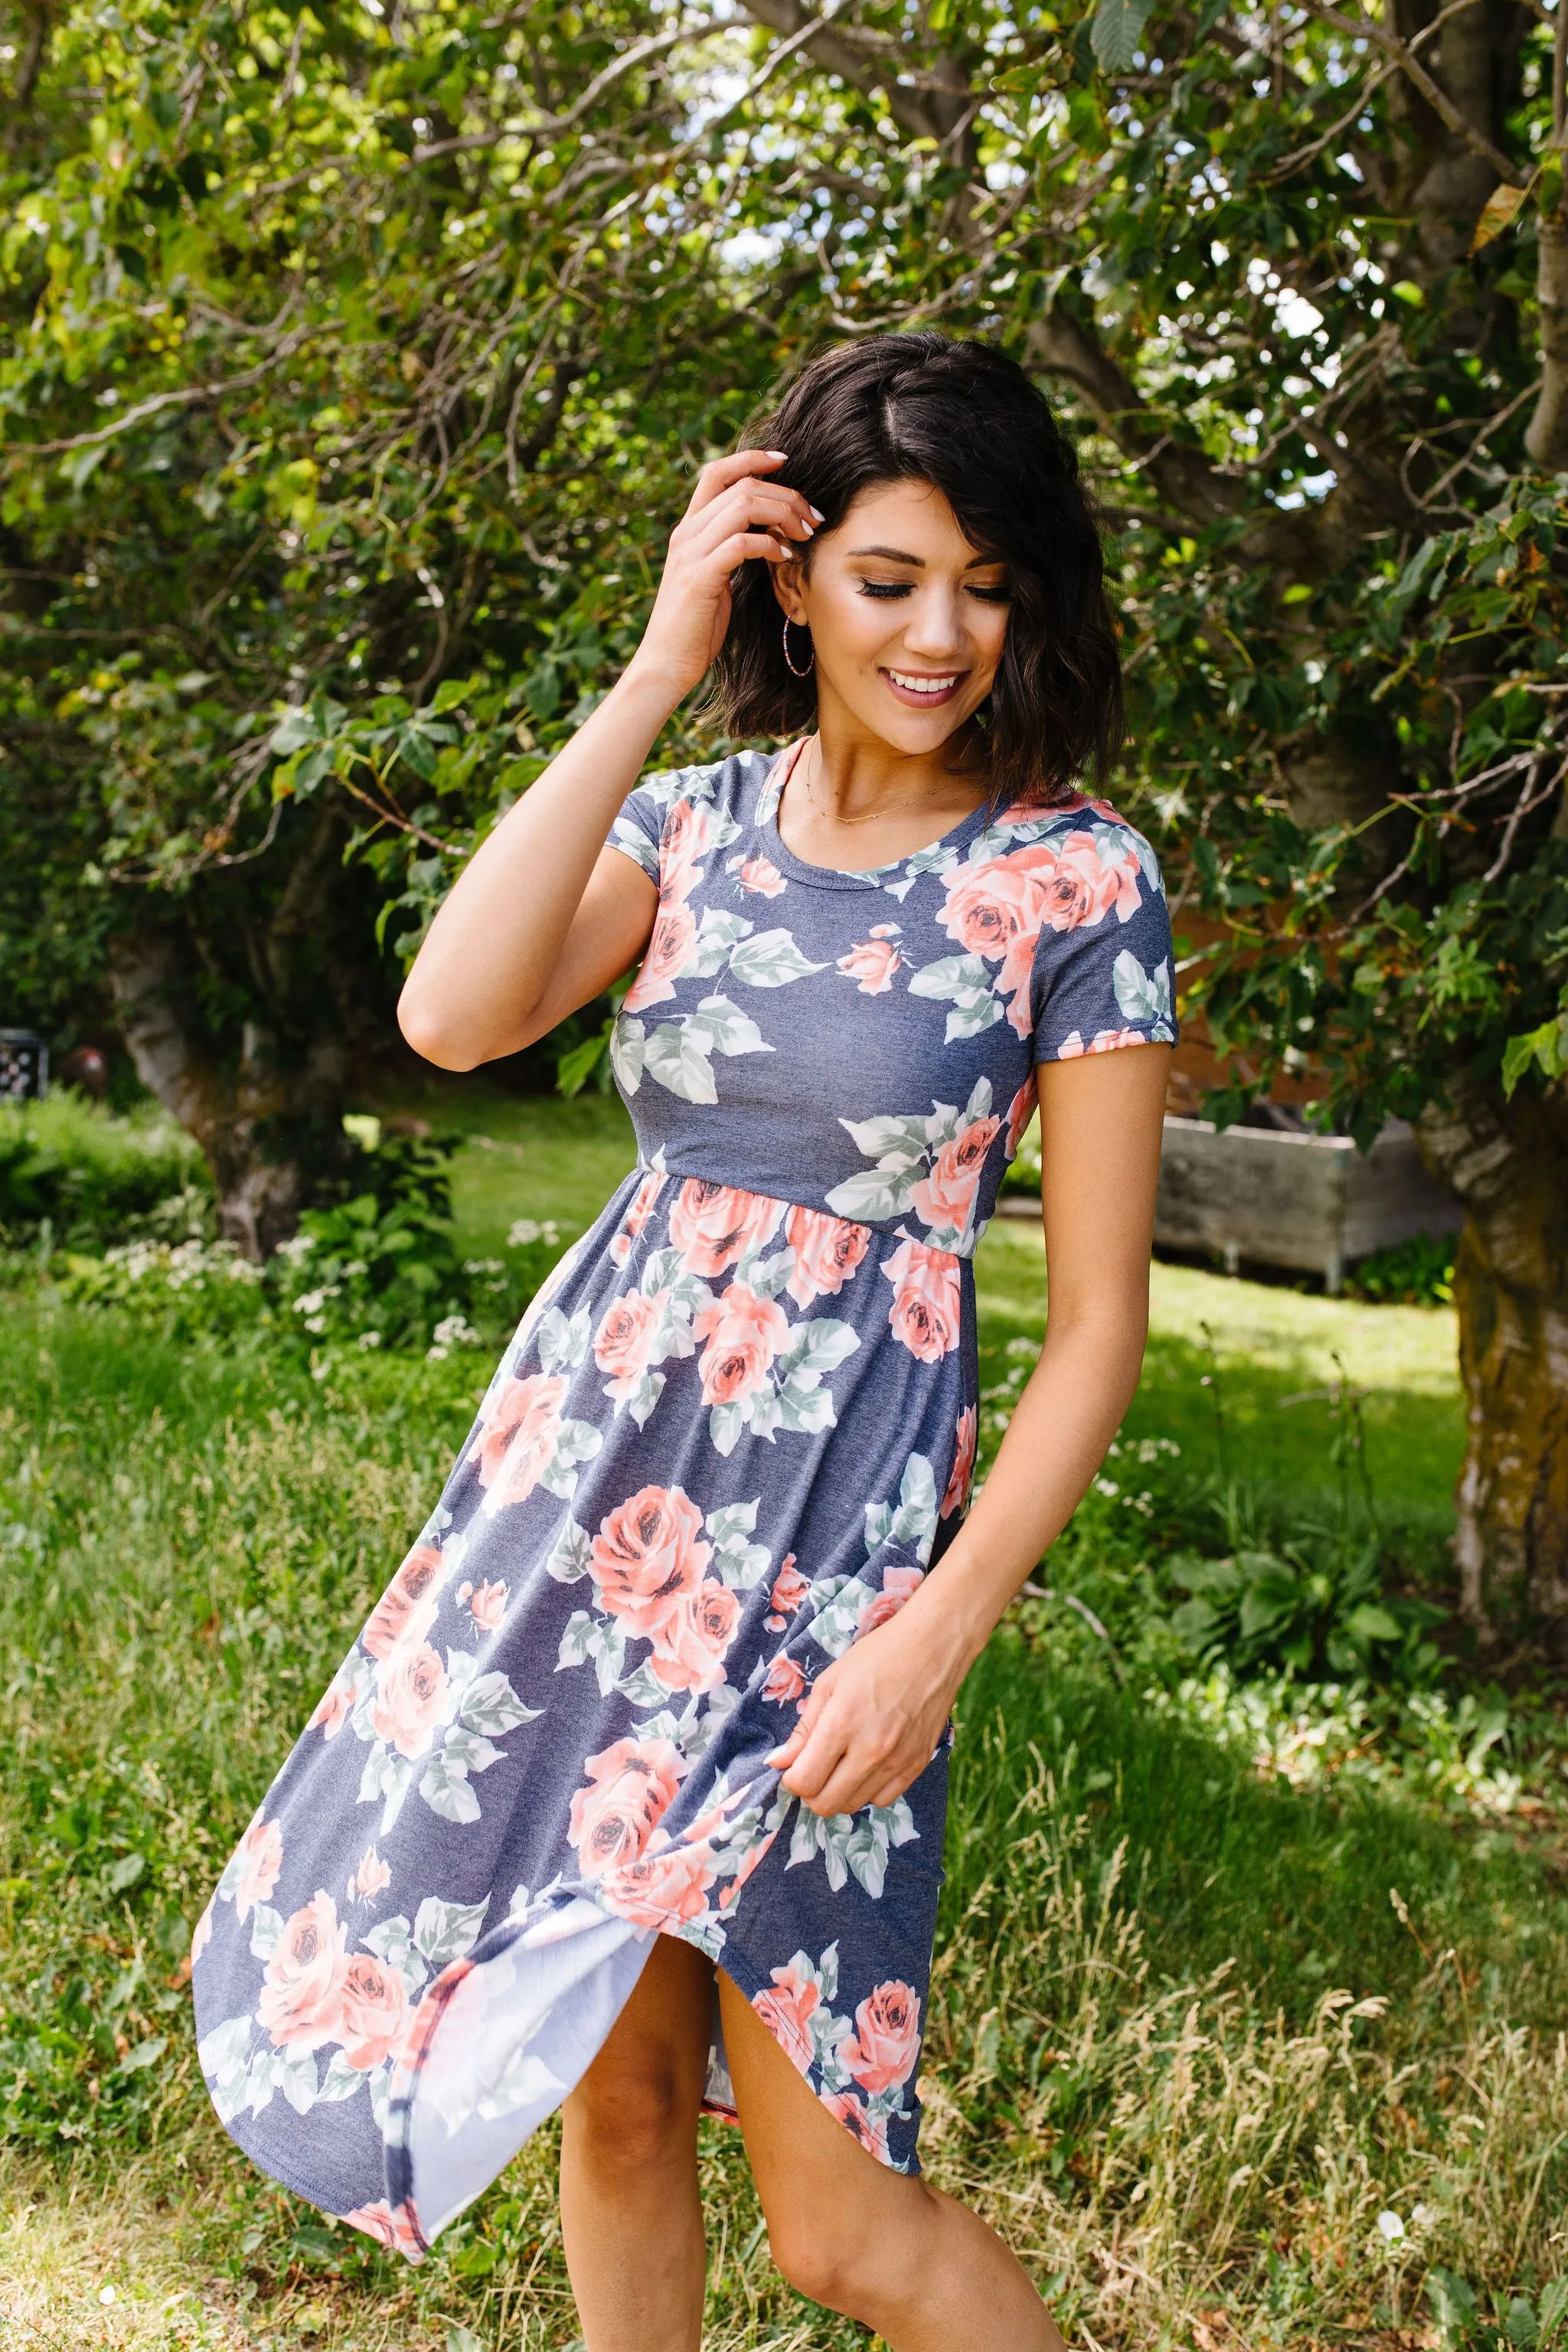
[609,1015,645,1096]
[727,929,828,988]
[1091,0,1155,71]
[777,1318,861,1377]
[1345,1602,1403,1644]
[544,1516,591,1583]
[113,2034,167,2076]
[419,1750,482,1824]
[557,1609,596,1669]
[1112,951,1172,1026]
[1476,182,1532,253]
[248,1903,285,1960]
[822,1167,920,1221]
[645,1022,718,1103]
[413,1892,491,1967]
[106,1851,145,1891]
[684,995,771,1057]
[460,1669,541,1736]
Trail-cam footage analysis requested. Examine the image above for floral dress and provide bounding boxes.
[192,739,1175,2259]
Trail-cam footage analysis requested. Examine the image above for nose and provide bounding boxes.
[898,584,968,663]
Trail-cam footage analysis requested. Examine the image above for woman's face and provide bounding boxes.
[776,477,1011,756]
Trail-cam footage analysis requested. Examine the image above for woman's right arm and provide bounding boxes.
[397,449,819,1071]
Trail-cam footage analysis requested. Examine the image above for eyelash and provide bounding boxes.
[855,580,1011,603]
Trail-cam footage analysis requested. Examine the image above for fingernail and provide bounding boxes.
[767,449,789,461]
[809,505,825,522]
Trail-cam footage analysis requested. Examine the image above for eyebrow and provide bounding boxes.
[847,544,1006,569]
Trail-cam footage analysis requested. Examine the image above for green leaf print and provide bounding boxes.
[318,2050,369,2103]
[838,1111,931,1170]
[706,1500,770,1589]
[691,907,754,975]
[198,2017,254,2126]
[777,1318,860,1378]
[1112,950,1173,1027]
[544,1515,592,1583]
[537,1416,603,1501]
[442,1726,505,1779]
[413,1893,491,1968]
[535,1305,590,1375]
[248,1903,283,1961]
[609,1014,645,1096]
[775,1380,837,1436]
[278,2047,322,2116]
[822,1165,921,1222]
[727,928,828,988]
[864,1454,939,1560]
[645,1023,720,1104]
[907,952,1004,1043]
[419,1749,483,1823]
[364,1913,428,1992]
[686,994,770,1057]
[460,1670,541,1736]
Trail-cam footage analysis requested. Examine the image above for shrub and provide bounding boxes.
[1344,1230,1458,1305]
[0,1089,203,1246]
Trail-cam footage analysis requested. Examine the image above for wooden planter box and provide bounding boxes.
[1151,1116,1462,1292]
[998,1114,1463,1292]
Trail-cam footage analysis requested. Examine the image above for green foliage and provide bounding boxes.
[0,1089,203,1244]
[1167,1530,1445,1684]
[1344,1231,1459,1306]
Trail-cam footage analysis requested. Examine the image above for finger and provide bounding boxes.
[805,1753,894,1820]
[684,447,789,516]
[780,1713,851,1804]
[684,483,818,554]
[702,530,793,573]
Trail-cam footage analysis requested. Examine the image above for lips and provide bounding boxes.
[882,668,965,709]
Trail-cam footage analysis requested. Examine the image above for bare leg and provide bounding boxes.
[720,1971,1067,2352]
[560,1933,716,2352]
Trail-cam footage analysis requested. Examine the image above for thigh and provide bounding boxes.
[717,1966,925,2233]
[569,1931,717,2122]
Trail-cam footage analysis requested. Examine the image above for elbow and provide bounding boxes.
[397,985,483,1073]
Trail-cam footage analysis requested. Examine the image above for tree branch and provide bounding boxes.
[733,0,969,144]
[6,322,342,458]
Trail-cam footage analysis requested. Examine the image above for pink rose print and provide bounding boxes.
[593,1289,662,1397]
[823,2087,892,2162]
[1004,1075,1037,1161]
[843,1980,922,2095]
[761,1653,807,1705]
[362,1543,448,1661]
[338,1951,408,2070]
[784,1204,871,1309]
[468,1372,569,1509]
[770,1557,808,1615]
[753,1961,822,2074]
[568,1735,686,1878]
[836,923,903,995]
[942,1405,978,1520]
[458,1579,507,1633]
[737,854,786,897]
[600,1834,717,1929]
[910,1115,1000,1238]
[651,1580,740,1692]
[257,1891,348,2050]
[234,1818,283,1925]
[883,1235,962,1363]
[310,1684,351,1740]
[609,1168,666,1267]
[348,1846,391,1902]
[623,900,697,1012]
[937,842,1060,1037]
[1038,829,1142,933]
[1057,1026,1149,1058]
[857,1563,924,1636]
[370,1641,448,1760]
[668,1179,785,1279]
[693,1280,789,1407]
[660,796,714,902]
[590,1485,711,1645]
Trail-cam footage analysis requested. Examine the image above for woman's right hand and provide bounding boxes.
[629,449,823,700]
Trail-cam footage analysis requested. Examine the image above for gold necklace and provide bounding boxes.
[799,738,937,828]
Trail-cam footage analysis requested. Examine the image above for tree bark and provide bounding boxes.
[1416,1073,1568,1636]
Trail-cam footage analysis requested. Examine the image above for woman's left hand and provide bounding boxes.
[764,1609,965,1818]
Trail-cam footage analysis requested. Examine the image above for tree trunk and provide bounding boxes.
[1417,1073,1568,1635]
[106,929,347,1257]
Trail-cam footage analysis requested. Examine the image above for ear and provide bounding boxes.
[769,554,807,626]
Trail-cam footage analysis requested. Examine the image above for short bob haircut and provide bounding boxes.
[707,332,1123,808]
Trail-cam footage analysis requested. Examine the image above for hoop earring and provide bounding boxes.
[782,614,814,678]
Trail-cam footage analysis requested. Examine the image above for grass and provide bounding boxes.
[6,1086,1560,2351]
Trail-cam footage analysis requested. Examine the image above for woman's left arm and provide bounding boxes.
[769,1041,1170,1818]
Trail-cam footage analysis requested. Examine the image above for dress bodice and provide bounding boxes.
[607,745,1176,1256]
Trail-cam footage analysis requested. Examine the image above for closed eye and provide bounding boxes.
[854,578,1012,603]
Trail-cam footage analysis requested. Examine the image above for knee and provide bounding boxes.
[764,2213,879,2321]
[567,2065,692,2174]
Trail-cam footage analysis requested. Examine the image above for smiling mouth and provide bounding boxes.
[883,668,965,705]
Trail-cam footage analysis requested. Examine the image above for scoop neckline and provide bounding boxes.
[758,739,995,893]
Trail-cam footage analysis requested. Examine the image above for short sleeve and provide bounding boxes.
[1031,821,1178,1064]
[606,776,667,884]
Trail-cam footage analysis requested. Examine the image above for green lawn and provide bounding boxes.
[5,1086,1547,2352]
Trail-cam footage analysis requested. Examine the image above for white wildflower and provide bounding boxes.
[357,1330,382,1351]
[1375,2210,1405,2243]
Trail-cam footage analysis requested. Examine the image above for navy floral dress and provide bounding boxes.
[192,738,1175,2258]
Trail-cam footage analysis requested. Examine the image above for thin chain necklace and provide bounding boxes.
[797,736,949,828]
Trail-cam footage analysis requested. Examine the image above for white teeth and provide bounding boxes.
[888,671,958,694]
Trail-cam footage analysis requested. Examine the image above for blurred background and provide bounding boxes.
[3,0,1568,2343]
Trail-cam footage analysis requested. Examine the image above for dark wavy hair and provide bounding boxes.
[707,332,1123,806]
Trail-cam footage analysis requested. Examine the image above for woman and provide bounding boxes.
[192,332,1174,2349]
